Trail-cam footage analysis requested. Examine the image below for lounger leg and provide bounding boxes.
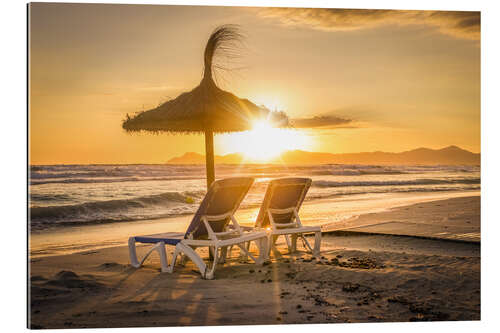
[204,246,219,280]
[209,246,215,260]
[313,231,321,257]
[235,241,259,264]
[168,243,208,277]
[245,241,252,260]
[269,235,282,258]
[267,235,274,258]
[209,246,223,264]
[128,237,140,268]
[285,235,292,253]
[235,238,268,264]
[300,234,314,253]
[166,245,180,273]
[255,237,267,264]
[220,246,228,264]
[237,242,250,262]
[153,242,168,272]
[129,238,168,270]
[227,245,234,259]
[300,232,321,257]
[179,254,187,266]
[264,237,270,262]
[291,234,298,253]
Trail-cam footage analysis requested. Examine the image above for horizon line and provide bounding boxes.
[29,144,480,166]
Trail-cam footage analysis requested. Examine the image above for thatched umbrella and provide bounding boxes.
[123,25,289,188]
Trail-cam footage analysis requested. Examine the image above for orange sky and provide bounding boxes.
[29,3,480,164]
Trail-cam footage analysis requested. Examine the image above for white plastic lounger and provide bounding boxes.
[251,177,321,257]
[128,177,268,279]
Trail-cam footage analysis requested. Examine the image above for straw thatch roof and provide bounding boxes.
[122,25,289,134]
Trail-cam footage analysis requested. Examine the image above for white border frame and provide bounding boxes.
[4,0,498,332]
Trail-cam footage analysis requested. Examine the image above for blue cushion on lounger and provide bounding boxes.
[133,232,184,245]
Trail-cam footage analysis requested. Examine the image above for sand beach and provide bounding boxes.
[29,196,480,328]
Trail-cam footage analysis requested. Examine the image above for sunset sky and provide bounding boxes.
[29,3,480,164]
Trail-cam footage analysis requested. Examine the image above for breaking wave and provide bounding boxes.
[30,191,204,229]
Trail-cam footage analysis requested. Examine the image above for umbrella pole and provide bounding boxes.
[204,130,215,189]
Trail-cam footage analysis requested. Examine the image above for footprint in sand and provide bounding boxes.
[97,262,128,271]
[44,270,105,290]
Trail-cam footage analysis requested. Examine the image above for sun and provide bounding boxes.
[244,121,286,160]
[218,120,312,162]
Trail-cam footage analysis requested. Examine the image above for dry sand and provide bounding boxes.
[29,197,480,328]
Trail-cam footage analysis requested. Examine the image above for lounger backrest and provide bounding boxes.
[185,177,254,239]
[255,178,312,228]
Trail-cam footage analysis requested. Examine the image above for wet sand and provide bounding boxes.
[28,196,480,328]
[325,195,480,242]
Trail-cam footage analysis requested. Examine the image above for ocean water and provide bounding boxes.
[28,164,480,232]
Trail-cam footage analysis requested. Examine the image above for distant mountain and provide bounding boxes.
[279,146,480,165]
[167,146,480,165]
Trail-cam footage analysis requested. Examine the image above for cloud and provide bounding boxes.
[291,114,353,128]
[257,8,480,40]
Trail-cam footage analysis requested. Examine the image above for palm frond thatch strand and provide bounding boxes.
[122,25,289,134]
[203,24,244,82]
